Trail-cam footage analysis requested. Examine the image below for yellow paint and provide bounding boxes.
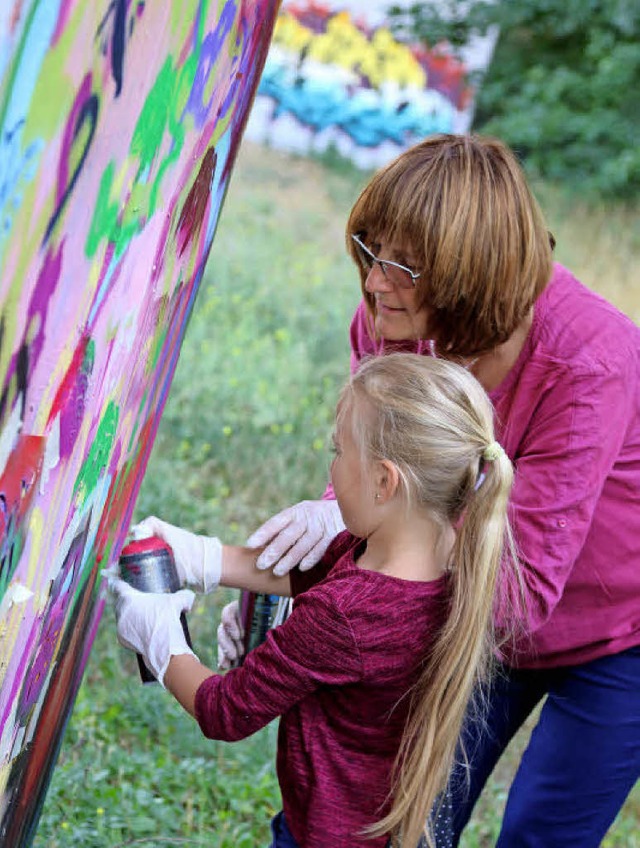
[33,343,74,433]
[273,14,313,53]
[274,10,426,90]
[0,764,8,798]
[25,507,44,591]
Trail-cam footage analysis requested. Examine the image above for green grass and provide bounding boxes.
[35,142,639,846]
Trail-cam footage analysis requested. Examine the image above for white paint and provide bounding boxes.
[39,415,60,495]
[0,400,23,479]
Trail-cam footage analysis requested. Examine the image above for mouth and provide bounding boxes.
[376,302,407,314]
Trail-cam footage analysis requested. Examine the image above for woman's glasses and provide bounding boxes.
[351,233,420,290]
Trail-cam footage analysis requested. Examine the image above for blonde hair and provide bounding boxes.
[338,353,517,848]
[346,134,554,357]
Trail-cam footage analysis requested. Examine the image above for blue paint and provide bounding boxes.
[258,61,455,148]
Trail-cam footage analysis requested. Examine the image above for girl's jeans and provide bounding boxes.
[269,811,299,848]
[269,795,454,848]
[451,646,640,847]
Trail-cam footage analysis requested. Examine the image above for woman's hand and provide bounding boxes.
[132,515,222,594]
[246,500,345,576]
[217,600,245,669]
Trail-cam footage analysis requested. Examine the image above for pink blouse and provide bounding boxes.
[332,265,640,668]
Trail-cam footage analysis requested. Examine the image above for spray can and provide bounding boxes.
[239,591,291,662]
[119,536,193,683]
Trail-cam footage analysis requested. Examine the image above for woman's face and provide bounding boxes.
[362,235,429,341]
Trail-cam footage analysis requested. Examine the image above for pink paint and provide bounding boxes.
[0,0,281,841]
[51,0,76,45]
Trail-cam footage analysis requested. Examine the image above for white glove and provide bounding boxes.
[246,499,345,576]
[110,577,196,686]
[132,515,222,594]
[217,599,245,670]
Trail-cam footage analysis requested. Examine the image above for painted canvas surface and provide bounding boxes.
[245,0,496,169]
[0,0,279,844]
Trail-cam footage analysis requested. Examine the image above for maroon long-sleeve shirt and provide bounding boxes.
[195,532,450,847]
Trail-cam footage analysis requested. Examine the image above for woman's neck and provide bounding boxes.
[468,308,534,392]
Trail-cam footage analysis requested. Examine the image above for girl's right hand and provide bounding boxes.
[217,600,245,669]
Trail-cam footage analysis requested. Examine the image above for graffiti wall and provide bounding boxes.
[0,0,279,843]
[245,0,496,169]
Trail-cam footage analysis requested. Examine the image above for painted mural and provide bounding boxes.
[0,0,279,843]
[245,0,494,169]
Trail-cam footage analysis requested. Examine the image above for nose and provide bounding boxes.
[364,262,393,293]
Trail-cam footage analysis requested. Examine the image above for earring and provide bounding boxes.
[374,493,381,500]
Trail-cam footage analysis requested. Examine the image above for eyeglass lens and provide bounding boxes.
[354,239,415,289]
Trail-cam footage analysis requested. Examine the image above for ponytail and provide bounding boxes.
[351,355,518,848]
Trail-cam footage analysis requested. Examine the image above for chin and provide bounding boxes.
[375,315,419,342]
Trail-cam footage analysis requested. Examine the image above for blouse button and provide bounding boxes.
[558,518,567,528]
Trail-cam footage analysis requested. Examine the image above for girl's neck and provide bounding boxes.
[357,515,454,583]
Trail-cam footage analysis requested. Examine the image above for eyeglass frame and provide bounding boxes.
[351,233,421,289]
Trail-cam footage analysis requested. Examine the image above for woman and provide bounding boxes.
[242,134,640,846]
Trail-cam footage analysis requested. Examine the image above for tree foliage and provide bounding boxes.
[389,1,640,198]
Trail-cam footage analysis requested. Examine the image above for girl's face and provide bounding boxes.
[330,401,376,539]
[362,235,429,341]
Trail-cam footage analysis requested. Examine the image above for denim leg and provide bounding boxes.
[268,811,300,848]
[450,666,547,845]
[497,647,640,848]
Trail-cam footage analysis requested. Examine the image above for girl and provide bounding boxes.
[111,353,515,848]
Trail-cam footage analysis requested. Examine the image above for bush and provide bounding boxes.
[389,0,640,198]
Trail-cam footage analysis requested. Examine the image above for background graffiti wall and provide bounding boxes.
[0,0,279,844]
[245,0,496,169]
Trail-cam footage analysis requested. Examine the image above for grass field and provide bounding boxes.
[34,141,639,847]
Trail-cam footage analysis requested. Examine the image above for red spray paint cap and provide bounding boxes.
[120,536,172,558]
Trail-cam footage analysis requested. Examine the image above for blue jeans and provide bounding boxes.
[451,646,640,847]
[269,799,453,848]
[269,811,299,847]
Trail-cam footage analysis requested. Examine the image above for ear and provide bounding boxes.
[374,459,400,504]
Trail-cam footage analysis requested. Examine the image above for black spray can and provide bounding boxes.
[239,590,290,662]
[119,536,193,683]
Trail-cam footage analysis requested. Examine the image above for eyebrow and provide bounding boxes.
[376,240,416,267]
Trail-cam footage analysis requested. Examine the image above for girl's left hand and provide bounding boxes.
[110,577,196,686]
[217,599,245,669]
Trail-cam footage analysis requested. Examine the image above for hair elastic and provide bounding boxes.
[483,441,504,462]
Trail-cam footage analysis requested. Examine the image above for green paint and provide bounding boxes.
[130,58,174,172]
[86,51,196,258]
[128,389,150,452]
[0,528,24,604]
[85,162,119,258]
[84,338,96,373]
[73,401,120,506]
[148,305,170,373]
[85,161,154,260]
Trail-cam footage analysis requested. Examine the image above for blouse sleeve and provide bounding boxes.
[194,587,363,741]
[497,353,636,633]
